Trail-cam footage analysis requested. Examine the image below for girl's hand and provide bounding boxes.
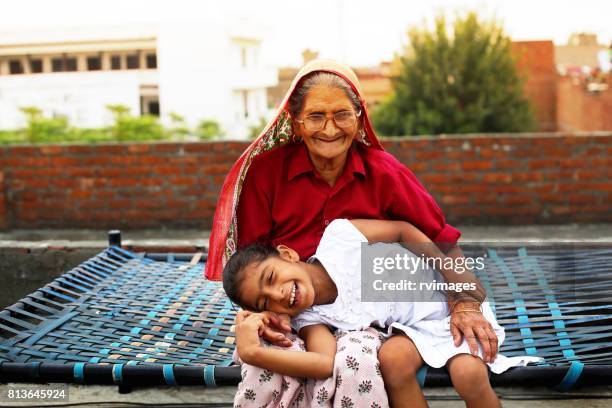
[260,311,293,347]
[235,310,268,362]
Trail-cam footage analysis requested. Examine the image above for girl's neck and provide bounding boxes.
[305,260,337,306]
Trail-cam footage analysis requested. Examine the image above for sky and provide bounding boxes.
[0,0,610,67]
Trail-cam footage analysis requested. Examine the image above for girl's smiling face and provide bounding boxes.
[238,246,316,317]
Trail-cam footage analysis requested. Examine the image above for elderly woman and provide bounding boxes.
[208,60,496,407]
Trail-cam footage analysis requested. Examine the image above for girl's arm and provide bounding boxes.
[236,311,336,379]
[349,219,486,303]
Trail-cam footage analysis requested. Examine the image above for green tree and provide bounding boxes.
[372,12,535,136]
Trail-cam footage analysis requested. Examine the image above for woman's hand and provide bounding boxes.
[260,312,293,347]
[235,310,268,362]
[450,305,498,364]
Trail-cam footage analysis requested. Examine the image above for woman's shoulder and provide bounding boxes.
[357,144,410,175]
[249,142,300,168]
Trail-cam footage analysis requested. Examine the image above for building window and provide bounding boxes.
[146,53,157,69]
[52,58,63,72]
[65,57,77,71]
[9,60,24,74]
[126,54,139,69]
[51,57,77,72]
[87,56,101,71]
[111,55,121,70]
[148,101,160,116]
[30,59,43,73]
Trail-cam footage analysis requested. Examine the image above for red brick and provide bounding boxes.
[12,169,38,178]
[154,143,182,153]
[430,162,461,172]
[108,199,130,209]
[185,144,213,153]
[528,159,558,170]
[461,160,492,171]
[80,200,107,210]
[66,145,95,155]
[479,148,506,159]
[94,145,126,154]
[201,164,231,175]
[138,156,168,166]
[441,195,471,205]
[49,157,82,167]
[154,166,181,176]
[421,174,448,184]
[557,183,584,193]
[9,146,39,156]
[414,151,445,161]
[67,167,96,177]
[98,168,122,177]
[127,144,152,154]
[451,207,482,217]
[69,190,93,199]
[550,206,571,215]
[513,173,544,182]
[492,185,523,193]
[109,178,139,188]
[568,194,598,204]
[483,173,513,183]
[39,145,66,155]
[502,195,536,205]
[472,195,498,205]
[495,159,522,169]
[560,159,587,169]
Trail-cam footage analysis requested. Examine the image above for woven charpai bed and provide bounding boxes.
[1,243,611,391]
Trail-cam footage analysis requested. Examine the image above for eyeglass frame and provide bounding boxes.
[294,109,362,132]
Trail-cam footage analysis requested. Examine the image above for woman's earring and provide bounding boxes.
[293,134,303,143]
[359,128,367,143]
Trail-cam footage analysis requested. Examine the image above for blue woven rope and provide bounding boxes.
[488,249,538,356]
[163,364,177,385]
[204,365,216,387]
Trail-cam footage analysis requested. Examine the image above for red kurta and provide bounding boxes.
[237,142,460,259]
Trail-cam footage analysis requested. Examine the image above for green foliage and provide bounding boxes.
[248,116,268,139]
[106,104,165,142]
[0,105,225,144]
[195,119,224,140]
[19,106,70,143]
[167,112,191,140]
[372,12,535,136]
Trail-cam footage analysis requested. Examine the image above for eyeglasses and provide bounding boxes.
[295,110,361,132]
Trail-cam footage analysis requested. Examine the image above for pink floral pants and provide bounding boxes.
[233,328,389,408]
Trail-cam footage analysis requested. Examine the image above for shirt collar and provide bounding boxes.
[287,143,366,181]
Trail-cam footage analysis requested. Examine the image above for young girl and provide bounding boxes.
[224,219,540,407]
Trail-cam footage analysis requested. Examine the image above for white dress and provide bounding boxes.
[291,219,541,374]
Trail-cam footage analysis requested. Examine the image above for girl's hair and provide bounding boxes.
[287,72,361,118]
[222,244,280,309]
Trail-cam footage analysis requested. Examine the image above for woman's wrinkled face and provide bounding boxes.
[295,86,359,162]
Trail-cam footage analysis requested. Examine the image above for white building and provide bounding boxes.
[0,19,277,139]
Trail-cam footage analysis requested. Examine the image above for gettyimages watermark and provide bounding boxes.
[360,242,612,304]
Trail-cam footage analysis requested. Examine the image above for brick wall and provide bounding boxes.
[512,41,558,132]
[557,76,612,132]
[0,134,610,229]
[0,172,6,230]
